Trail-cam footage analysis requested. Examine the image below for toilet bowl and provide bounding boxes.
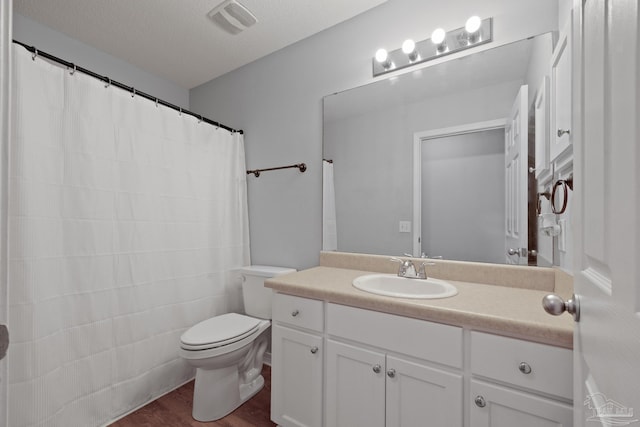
[179,265,295,422]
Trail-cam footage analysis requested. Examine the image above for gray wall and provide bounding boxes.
[12,14,189,109]
[191,0,560,270]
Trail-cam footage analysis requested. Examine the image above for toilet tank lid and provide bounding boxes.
[239,265,296,278]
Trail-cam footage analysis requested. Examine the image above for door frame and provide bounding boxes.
[412,119,507,257]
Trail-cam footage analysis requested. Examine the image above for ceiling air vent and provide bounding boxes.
[207,0,258,35]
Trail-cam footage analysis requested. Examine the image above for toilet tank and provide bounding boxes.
[240,265,296,319]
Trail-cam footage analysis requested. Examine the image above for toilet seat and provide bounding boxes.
[180,313,263,351]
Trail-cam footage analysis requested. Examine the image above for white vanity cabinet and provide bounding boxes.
[269,292,573,427]
[469,332,573,427]
[271,293,324,427]
[325,303,464,427]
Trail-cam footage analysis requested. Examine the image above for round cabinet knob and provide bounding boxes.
[372,364,382,374]
[291,309,299,317]
[386,368,396,378]
[474,395,486,408]
[518,362,532,374]
[542,294,580,322]
[310,346,318,354]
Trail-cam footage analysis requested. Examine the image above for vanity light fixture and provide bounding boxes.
[431,28,447,54]
[372,17,493,77]
[464,15,482,44]
[375,48,393,70]
[402,39,418,62]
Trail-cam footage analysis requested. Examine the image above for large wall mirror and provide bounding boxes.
[323,33,559,266]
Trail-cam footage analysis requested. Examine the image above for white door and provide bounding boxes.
[572,0,640,425]
[505,85,529,264]
[325,340,385,427]
[385,356,463,427]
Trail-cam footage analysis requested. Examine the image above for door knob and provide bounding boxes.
[507,248,527,257]
[542,294,580,322]
[557,129,571,137]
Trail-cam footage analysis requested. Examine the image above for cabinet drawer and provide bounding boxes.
[327,303,463,368]
[470,379,573,427]
[273,293,324,332]
[470,331,572,400]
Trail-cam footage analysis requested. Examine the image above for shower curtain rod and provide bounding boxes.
[12,40,243,135]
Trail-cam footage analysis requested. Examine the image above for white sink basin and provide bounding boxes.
[352,274,458,299]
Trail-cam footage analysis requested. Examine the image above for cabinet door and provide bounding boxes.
[326,340,385,427]
[550,17,573,161]
[271,325,323,427]
[470,380,572,427]
[386,356,463,427]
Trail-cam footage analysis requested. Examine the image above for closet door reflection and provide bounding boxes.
[420,129,505,264]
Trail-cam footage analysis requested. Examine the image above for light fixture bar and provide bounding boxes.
[372,17,493,77]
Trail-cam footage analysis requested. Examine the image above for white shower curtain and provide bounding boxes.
[0,1,12,425]
[8,45,250,427]
[322,160,337,251]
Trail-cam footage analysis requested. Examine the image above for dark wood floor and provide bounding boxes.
[111,365,276,427]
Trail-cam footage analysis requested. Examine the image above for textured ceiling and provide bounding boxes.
[15,0,387,89]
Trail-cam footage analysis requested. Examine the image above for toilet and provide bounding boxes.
[179,265,296,422]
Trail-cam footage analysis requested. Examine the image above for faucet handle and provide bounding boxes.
[390,257,419,277]
[416,262,436,279]
[421,253,443,259]
[390,257,408,276]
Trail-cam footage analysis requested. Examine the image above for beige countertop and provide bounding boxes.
[265,266,574,349]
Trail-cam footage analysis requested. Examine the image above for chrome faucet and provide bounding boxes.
[390,257,434,279]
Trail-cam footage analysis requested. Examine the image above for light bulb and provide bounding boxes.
[431,28,446,45]
[375,48,388,63]
[465,16,482,34]
[402,39,416,55]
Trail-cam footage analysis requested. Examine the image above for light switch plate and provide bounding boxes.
[399,221,411,233]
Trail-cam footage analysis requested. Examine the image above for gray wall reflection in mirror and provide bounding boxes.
[323,33,555,265]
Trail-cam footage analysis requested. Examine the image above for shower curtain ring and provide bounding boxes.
[31,48,38,61]
[155,98,159,107]
[104,78,111,88]
[179,108,182,116]
[198,115,202,123]
[131,88,136,98]
[69,64,76,75]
